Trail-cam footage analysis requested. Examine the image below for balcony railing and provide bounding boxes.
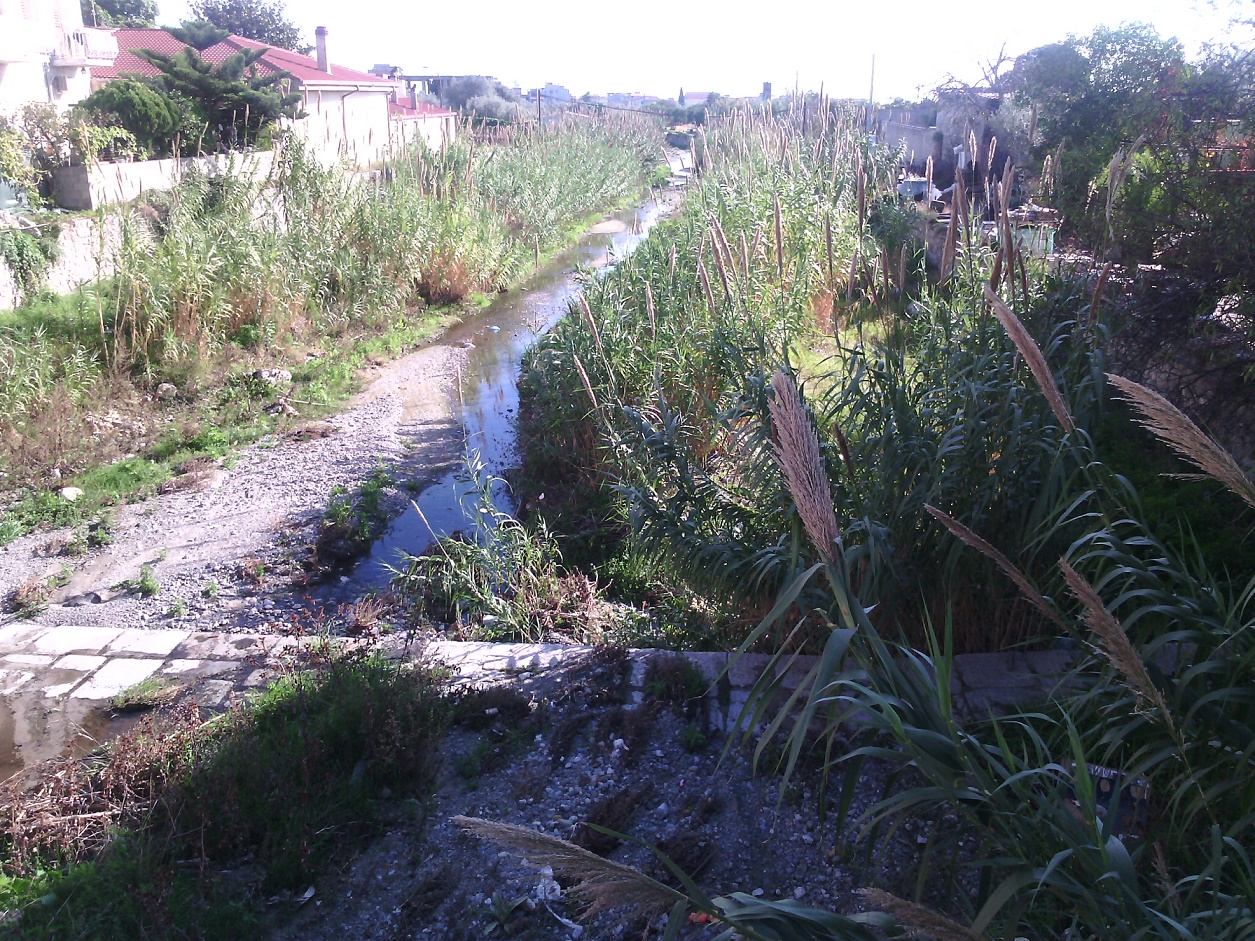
[52,28,118,67]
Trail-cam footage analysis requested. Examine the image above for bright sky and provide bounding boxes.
[155,0,1248,100]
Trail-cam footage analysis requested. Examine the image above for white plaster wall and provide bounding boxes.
[391,115,456,153]
[293,89,392,168]
[52,151,278,210]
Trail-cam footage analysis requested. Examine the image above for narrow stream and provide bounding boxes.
[345,164,687,591]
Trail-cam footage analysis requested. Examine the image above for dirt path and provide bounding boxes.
[0,339,468,635]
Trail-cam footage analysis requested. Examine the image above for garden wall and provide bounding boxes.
[0,215,123,311]
[50,151,277,211]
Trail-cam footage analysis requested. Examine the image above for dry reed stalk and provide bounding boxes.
[740,231,750,280]
[825,211,834,284]
[925,155,934,208]
[925,505,1068,631]
[712,217,736,282]
[941,197,958,280]
[709,227,732,302]
[858,889,984,941]
[752,226,763,263]
[768,370,839,560]
[1087,261,1113,331]
[572,353,599,411]
[697,256,718,314]
[856,163,866,238]
[847,248,859,303]
[644,281,656,338]
[577,293,606,364]
[983,285,1076,433]
[1107,374,1255,510]
[669,242,676,282]
[773,194,785,279]
[1059,561,1176,733]
[897,244,907,296]
[454,816,682,917]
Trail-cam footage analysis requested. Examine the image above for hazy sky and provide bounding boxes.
[155,0,1246,100]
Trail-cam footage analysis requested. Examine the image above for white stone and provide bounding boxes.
[161,659,236,676]
[794,887,805,899]
[71,658,163,699]
[3,654,55,666]
[0,623,45,650]
[33,625,123,656]
[751,888,764,898]
[107,629,190,657]
[59,486,84,502]
[52,655,106,672]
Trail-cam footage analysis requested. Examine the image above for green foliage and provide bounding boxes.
[0,226,59,293]
[317,463,396,563]
[0,834,259,940]
[179,649,448,888]
[186,0,306,51]
[75,79,184,158]
[80,0,156,27]
[0,119,40,197]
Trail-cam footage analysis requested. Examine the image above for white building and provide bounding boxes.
[0,0,117,114]
[95,26,456,168]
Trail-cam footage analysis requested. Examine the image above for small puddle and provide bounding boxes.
[0,690,141,785]
[342,156,687,592]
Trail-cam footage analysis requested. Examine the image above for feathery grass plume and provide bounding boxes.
[697,256,718,314]
[858,889,984,941]
[925,505,1068,631]
[1107,373,1255,511]
[572,353,599,411]
[768,370,839,561]
[983,285,1076,434]
[1059,560,1176,733]
[454,816,683,917]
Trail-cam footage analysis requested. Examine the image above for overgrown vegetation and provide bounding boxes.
[0,646,450,938]
[0,116,660,544]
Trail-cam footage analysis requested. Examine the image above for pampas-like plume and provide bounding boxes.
[454,816,683,917]
[768,370,839,560]
[1059,560,1176,733]
[925,505,1068,631]
[1107,373,1255,511]
[983,285,1076,434]
[858,889,984,941]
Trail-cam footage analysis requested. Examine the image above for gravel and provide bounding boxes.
[0,343,467,635]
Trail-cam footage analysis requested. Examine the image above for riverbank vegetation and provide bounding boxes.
[0,115,663,544]
[396,42,1254,935]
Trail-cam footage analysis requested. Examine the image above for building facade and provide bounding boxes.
[0,0,117,114]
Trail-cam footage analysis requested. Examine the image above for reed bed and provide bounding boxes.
[0,115,661,534]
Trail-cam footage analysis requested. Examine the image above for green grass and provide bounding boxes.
[1,648,453,936]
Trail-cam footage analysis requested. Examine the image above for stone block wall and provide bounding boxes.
[51,151,277,211]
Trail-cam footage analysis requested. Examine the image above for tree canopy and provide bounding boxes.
[186,0,306,52]
[167,20,230,51]
[80,0,156,28]
[132,46,302,149]
[75,79,182,156]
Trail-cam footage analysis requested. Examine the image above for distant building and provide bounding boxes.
[534,82,570,103]
[0,0,117,113]
[94,27,456,166]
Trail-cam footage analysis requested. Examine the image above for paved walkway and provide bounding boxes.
[0,630,1075,783]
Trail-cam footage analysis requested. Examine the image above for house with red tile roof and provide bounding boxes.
[93,26,455,167]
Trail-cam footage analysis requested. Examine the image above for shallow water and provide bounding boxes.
[345,186,681,591]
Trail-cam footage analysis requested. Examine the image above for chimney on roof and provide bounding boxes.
[315,26,330,74]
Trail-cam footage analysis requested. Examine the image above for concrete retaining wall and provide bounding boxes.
[0,215,124,311]
[51,151,277,211]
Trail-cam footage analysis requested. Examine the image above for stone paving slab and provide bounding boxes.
[73,658,165,699]
[30,625,123,656]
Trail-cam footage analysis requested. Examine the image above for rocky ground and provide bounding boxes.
[266,645,939,941]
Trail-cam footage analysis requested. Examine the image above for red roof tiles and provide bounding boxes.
[93,28,400,87]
